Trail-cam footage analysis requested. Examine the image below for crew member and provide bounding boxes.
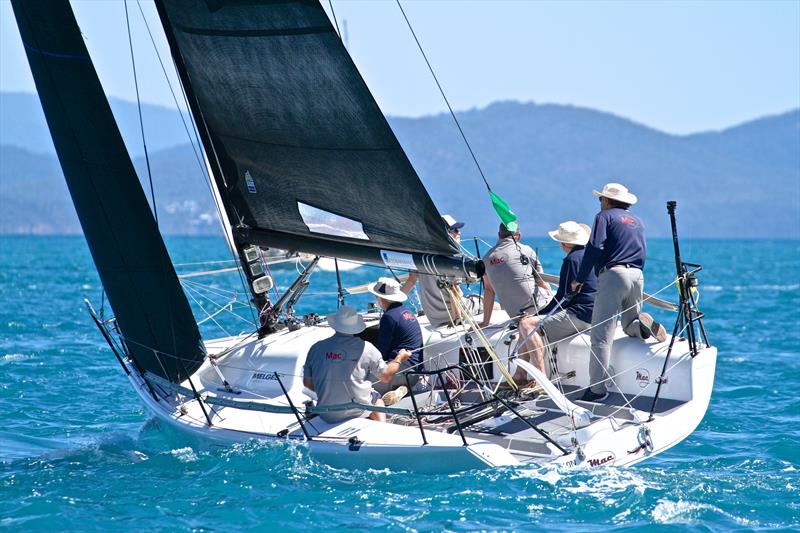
[403,214,479,327]
[571,183,667,402]
[517,221,596,375]
[480,222,552,386]
[303,306,410,423]
[368,277,423,396]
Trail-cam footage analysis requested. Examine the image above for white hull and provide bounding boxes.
[125,312,716,473]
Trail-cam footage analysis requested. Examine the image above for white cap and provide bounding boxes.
[442,214,465,231]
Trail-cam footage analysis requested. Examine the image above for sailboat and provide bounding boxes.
[12,0,716,473]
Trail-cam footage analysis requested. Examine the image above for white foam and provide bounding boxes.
[723,356,746,363]
[1,353,35,364]
[735,284,796,292]
[652,499,757,526]
[652,499,717,523]
[169,447,198,463]
[132,450,149,462]
[564,468,656,505]
[701,283,799,292]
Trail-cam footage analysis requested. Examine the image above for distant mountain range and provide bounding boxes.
[1,91,798,238]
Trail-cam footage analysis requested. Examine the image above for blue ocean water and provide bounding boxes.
[1,235,798,531]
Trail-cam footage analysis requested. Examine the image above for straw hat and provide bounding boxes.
[367,277,408,302]
[548,221,591,246]
[327,305,367,334]
[592,182,638,205]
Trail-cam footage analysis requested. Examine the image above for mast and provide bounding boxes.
[11,0,206,383]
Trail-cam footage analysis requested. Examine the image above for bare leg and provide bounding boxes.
[368,398,386,423]
[529,327,546,374]
[516,316,544,382]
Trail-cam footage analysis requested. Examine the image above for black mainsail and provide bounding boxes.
[11,0,206,383]
[155,0,479,277]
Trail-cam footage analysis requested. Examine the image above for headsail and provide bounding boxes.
[11,0,206,383]
[155,0,469,272]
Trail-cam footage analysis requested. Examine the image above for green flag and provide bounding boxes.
[489,190,518,232]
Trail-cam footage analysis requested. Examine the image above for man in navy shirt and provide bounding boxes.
[571,183,667,402]
[517,221,596,377]
[368,277,423,397]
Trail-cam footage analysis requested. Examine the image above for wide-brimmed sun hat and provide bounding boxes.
[367,277,408,302]
[327,305,367,334]
[592,182,638,205]
[548,221,591,246]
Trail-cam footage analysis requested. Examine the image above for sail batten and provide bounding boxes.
[176,24,334,37]
[157,0,460,260]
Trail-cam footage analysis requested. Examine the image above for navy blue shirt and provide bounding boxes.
[577,208,646,283]
[377,302,423,367]
[539,246,597,324]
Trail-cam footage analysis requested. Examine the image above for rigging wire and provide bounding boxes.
[327,0,342,38]
[133,0,208,181]
[395,0,491,192]
[134,0,256,325]
[183,283,232,335]
[124,0,158,223]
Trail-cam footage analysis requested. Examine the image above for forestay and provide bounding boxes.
[156,0,458,259]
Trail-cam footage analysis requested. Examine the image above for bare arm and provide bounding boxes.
[303,377,315,391]
[480,276,495,328]
[534,260,553,294]
[378,349,411,383]
[401,273,418,295]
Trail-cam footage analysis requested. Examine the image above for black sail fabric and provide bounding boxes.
[11,0,205,383]
[157,0,458,257]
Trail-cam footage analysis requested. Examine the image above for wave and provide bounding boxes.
[703,284,799,292]
[652,498,757,526]
[0,430,143,464]
[167,446,199,463]
[0,353,35,365]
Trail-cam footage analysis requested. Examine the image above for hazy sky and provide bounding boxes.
[1,0,798,134]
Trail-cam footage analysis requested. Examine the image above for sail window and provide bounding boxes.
[298,202,369,240]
